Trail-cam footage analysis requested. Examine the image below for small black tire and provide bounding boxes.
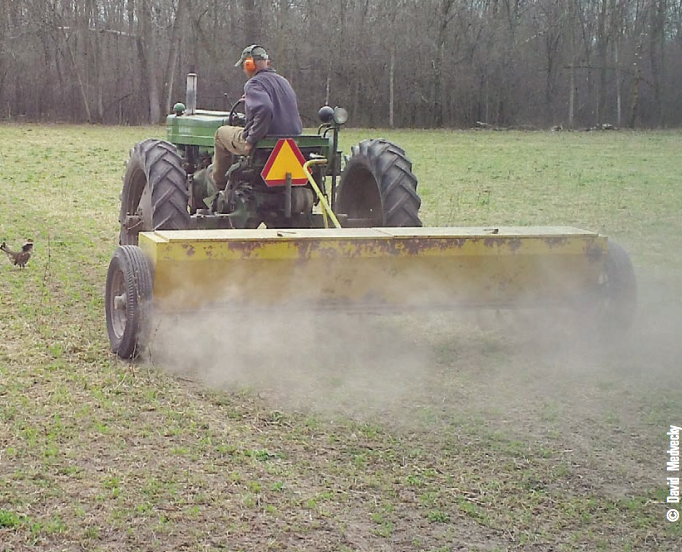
[119,139,190,245]
[105,246,154,359]
[336,139,422,227]
[595,240,637,338]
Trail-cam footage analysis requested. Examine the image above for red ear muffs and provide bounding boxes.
[243,58,256,72]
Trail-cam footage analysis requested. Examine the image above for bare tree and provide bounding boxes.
[433,0,456,127]
[649,0,666,126]
[163,0,189,115]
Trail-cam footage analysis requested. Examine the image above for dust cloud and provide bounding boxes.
[136,237,682,509]
[142,262,682,433]
[146,307,436,418]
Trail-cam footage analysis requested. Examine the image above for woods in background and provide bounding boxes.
[1,0,680,129]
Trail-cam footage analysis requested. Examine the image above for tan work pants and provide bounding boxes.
[214,126,251,189]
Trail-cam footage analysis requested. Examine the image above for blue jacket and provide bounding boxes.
[242,68,302,145]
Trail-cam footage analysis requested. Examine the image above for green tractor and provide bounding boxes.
[118,74,422,245]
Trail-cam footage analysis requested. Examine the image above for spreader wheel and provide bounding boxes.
[119,139,190,245]
[105,245,154,359]
[594,240,637,338]
[336,139,422,227]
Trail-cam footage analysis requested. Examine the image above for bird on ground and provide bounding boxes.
[1,240,34,268]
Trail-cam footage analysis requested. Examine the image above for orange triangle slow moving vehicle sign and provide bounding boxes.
[261,138,309,187]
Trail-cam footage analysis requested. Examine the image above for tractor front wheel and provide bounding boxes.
[119,139,190,245]
[105,245,154,359]
[336,139,422,227]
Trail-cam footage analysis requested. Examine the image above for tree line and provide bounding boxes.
[1,0,680,129]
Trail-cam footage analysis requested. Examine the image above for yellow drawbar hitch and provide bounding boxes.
[303,158,341,229]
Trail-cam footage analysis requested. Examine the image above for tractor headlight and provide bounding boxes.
[333,107,348,125]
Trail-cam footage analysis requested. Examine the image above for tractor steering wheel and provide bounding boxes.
[228,98,246,127]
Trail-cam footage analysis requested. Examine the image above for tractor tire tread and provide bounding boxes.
[120,139,189,244]
[340,138,421,227]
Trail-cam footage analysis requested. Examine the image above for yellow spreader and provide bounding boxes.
[141,226,605,309]
[105,225,636,359]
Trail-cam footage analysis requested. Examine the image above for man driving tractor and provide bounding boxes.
[212,44,303,190]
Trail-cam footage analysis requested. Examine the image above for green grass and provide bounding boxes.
[1,124,681,551]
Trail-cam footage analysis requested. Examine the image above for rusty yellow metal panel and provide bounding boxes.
[138,227,607,311]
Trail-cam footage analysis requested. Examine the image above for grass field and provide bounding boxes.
[1,124,681,551]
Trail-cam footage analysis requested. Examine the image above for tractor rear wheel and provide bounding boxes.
[594,240,637,338]
[119,139,190,245]
[336,139,422,227]
[105,245,154,359]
